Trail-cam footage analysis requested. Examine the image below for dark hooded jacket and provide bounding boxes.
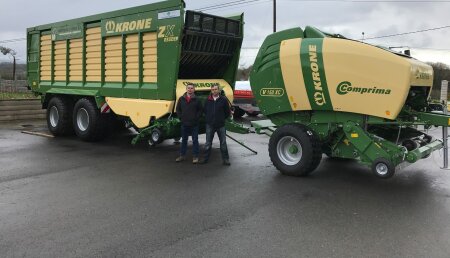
[204,94,231,128]
[176,93,203,126]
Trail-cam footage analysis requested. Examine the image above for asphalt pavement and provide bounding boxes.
[1,118,450,257]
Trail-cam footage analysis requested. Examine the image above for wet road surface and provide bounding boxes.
[1,119,450,257]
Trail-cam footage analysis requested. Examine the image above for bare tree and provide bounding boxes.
[236,65,253,81]
[0,46,17,80]
[427,62,450,99]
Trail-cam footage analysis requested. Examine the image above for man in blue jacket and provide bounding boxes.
[176,83,203,164]
[201,84,231,165]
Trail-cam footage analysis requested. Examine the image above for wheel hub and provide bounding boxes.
[375,163,388,176]
[289,145,299,154]
[76,108,89,132]
[151,131,160,142]
[277,136,303,166]
[49,106,59,127]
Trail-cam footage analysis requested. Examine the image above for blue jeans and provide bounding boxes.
[180,125,199,157]
[203,124,229,161]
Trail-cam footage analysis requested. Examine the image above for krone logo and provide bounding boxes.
[182,82,220,88]
[260,88,284,97]
[105,18,152,34]
[106,20,116,33]
[314,92,326,105]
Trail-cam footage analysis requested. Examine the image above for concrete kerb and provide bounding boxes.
[0,99,45,122]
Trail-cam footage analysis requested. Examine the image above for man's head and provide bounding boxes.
[211,85,220,97]
[186,83,195,95]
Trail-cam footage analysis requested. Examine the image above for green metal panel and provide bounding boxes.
[27,0,184,33]
[139,32,144,86]
[222,13,244,88]
[46,88,98,96]
[406,140,442,163]
[413,110,450,127]
[27,0,243,108]
[51,38,54,84]
[300,38,333,110]
[65,39,69,85]
[82,26,87,85]
[101,82,123,98]
[303,26,327,38]
[155,9,183,100]
[27,32,40,90]
[100,36,105,87]
[121,34,126,92]
[51,24,84,41]
[28,0,184,98]
[250,28,304,116]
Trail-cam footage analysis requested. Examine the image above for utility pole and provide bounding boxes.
[273,0,276,32]
[441,80,449,169]
[13,55,16,80]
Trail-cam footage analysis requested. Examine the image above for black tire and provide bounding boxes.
[73,98,107,142]
[150,128,164,144]
[269,124,322,176]
[46,96,74,136]
[371,158,395,179]
[246,111,259,117]
[323,145,333,158]
[233,107,245,119]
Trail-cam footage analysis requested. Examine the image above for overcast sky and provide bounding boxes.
[1,0,450,67]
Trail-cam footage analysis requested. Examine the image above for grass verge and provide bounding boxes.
[0,92,38,100]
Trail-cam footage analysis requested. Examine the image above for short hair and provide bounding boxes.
[186,83,195,88]
[211,84,219,89]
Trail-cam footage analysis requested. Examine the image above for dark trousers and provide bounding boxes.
[180,125,199,157]
[203,124,229,161]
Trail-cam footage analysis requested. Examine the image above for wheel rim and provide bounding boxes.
[277,136,302,165]
[76,108,89,132]
[49,106,59,128]
[375,163,389,176]
[151,131,160,142]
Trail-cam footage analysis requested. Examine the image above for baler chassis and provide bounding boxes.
[251,109,448,179]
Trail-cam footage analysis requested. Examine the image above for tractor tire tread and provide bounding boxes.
[47,96,74,136]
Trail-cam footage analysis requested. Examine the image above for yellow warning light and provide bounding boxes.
[351,133,359,138]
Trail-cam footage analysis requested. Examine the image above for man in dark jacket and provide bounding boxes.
[176,83,203,163]
[201,84,231,165]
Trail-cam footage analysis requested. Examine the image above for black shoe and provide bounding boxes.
[223,159,230,166]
